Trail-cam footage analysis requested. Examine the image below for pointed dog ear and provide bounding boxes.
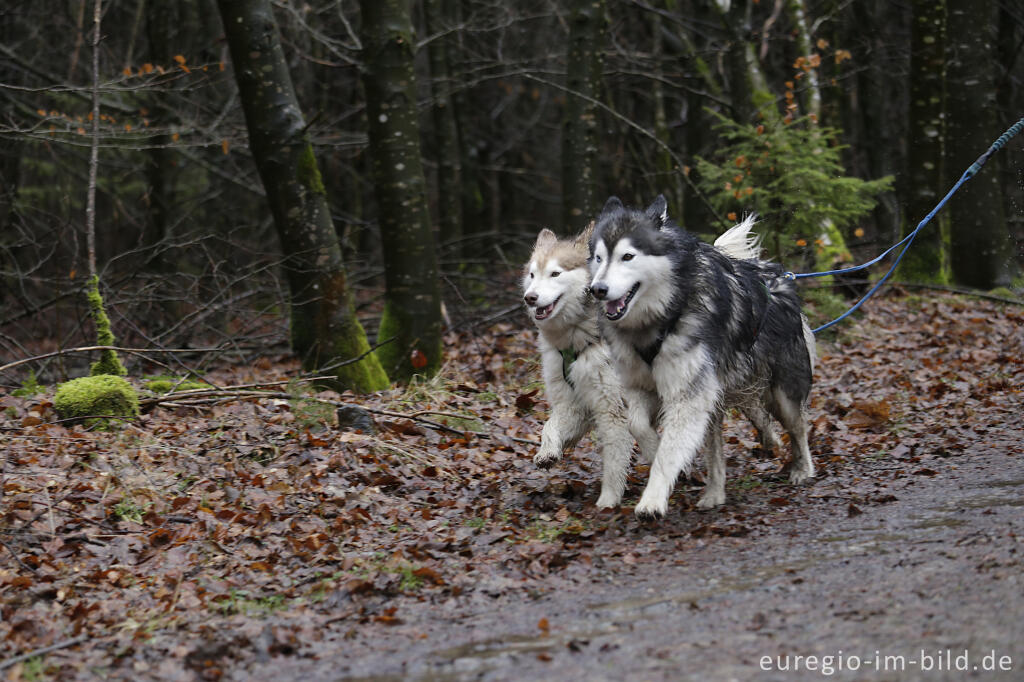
[645,194,668,225]
[574,221,595,249]
[599,196,624,217]
[534,228,558,249]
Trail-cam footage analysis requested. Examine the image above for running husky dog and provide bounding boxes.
[523,217,778,509]
[588,195,815,518]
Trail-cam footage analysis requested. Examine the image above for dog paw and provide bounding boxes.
[533,450,561,469]
[634,495,667,520]
[788,467,814,485]
[696,489,725,510]
[595,490,622,509]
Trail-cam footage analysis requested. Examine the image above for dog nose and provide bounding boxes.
[524,292,538,305]
[591,283,608,300]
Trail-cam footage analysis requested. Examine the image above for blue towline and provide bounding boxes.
[785,114,1024,334]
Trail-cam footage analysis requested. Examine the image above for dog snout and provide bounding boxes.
[524,292,538,306]
[590,282,608,300]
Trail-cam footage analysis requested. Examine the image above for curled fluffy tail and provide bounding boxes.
[713,214,761,260]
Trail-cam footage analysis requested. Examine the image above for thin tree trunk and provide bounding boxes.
[359,0,443,381]
[86,0,100,281]
[651,2,681,215]
[787,0,822,120]
[217,0,389,392]
[715,0,772,122]
[562,0,607,232]
[143,0,178,273]
[425,0,463,262]
[85,0,125,377]
[946,0,1018,288]
[900,0,948,282]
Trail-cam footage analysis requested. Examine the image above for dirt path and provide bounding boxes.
[246,437,1023,681]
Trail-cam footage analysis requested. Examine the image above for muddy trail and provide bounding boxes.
[261,443,1024,681]
[2,291,1022,681]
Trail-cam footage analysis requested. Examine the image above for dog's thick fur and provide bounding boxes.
[523,223,650,508]
[523,218,781,510]
[589,195,815,518]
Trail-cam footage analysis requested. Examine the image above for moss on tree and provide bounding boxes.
[297,143,326,196]
[376,301,442,379]
[54,374,139,426]
[86,275,127,376]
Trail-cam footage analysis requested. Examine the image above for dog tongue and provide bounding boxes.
[605,298,622,316]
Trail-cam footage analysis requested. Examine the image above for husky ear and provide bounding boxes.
[574,221,595,250]
[534,228,558,249]
[645,194,668,225]
[599,196,624,217]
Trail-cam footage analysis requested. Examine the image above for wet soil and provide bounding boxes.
[248,440,1023,681]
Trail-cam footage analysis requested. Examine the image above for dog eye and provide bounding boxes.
[529,273,534,279]
[622,253,635,261]
[595,255,602,264]
[550,271,560,278]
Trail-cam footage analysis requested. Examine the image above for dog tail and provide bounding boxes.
[714,214,761,260]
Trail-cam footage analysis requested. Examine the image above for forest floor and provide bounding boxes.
[2,289,1023,681]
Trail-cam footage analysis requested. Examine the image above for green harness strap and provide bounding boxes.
[560,347,577,385]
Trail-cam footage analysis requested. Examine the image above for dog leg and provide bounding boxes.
[696,410,726,509]
[593,416,633,508]
[769,390,815,483]
[626,389,661,464]
[535,401,588,468]
[635,382,718,519]
[742,404,781,451]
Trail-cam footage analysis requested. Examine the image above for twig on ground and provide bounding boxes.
[0,345,231,377]
[0,634,90,671]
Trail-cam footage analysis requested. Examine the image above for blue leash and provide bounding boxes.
[786,114,1024,333]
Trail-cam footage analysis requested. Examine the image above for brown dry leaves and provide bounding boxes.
[1,292,1022,677]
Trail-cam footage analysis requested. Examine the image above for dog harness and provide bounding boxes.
[559,335,597,387]
[635,308,683,366]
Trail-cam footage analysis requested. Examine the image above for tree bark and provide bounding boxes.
[359,0,444,381]
[424,0,463,262]
[787,0,822,120]
[946,0,1018,288]
[714,0,773,122]
[561,0,607,233]
[217,0,389,392]
[900,0,948,282]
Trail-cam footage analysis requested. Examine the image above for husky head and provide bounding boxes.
[588,195,683,327]
[523,223,594,324]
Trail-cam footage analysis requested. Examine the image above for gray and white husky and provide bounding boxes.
[523,216,778,510]
[588,196,815,518]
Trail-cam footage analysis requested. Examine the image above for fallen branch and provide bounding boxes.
[139,388,541,447]
[0,345,231,377]
[0,634,90,671]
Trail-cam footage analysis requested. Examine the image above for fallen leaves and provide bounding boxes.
[0,293,1021,675]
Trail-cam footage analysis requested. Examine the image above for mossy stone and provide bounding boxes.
[54,375,140,424]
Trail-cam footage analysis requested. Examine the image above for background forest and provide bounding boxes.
[1,0,1023,386]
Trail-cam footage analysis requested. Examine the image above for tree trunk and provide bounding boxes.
[715,0,773,122]
[143,0,180,273]
[561,0,607,233]
[900,0,948,282]
[359,0,444,381]
[217,0,389,392]
[946,0,1018,288]
[424,0,463,263]
[787,0,822,120]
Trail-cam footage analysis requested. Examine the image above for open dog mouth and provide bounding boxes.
[604,282,640,320]
[534,295,562,320]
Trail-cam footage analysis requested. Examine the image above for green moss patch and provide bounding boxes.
[144,375,208,394]
[54,375,139,425]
